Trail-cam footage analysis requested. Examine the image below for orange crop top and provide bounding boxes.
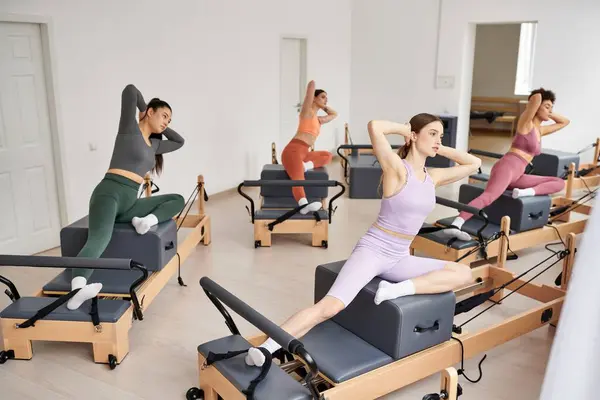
[297,114,321,137]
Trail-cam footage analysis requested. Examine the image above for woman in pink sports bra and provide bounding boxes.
[281,80,338,214]
[445,88,570,241]
[244,113,482,368]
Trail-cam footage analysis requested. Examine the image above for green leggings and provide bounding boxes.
[72,173,185,280]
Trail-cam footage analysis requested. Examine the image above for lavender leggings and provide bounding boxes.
[459,152,565,221]
[326,227,448,307]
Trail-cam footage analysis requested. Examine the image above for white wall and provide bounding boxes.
[472,24,521,98]
[349,0,441,146]
[0,0,352,222]
[351,0,600,162]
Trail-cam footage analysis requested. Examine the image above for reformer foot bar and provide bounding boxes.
[238,179,345,248]
[187,229,577,400]
[0,175,211,369]
[411,182,590,266]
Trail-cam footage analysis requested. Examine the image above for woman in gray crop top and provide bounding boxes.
[66,84,186,311]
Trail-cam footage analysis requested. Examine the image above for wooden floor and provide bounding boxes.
[0,138,585,399]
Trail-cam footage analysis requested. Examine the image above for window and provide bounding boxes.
[514,22,538,96]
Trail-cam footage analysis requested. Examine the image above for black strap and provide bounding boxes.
[243,348,272,399]
[267,204,321,231]
[17,289,79,328]
[90,297,100,328]
[205,347,272,399]
[17,290,102,330]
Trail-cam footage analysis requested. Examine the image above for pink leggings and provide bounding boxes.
[460,152,565,221]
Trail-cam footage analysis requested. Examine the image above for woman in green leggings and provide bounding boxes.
[68,84,186,310]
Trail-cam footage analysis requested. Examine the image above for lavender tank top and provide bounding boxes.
[375,159,436,236]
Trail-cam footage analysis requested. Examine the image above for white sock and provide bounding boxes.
[298,198,321,215]
[512,188,535,199]
[440,217,471,241]
[245,337,281,367]
[67,277,103,310]
[132,214,158,235]
[303,161,314,172]
[374,280,416,305]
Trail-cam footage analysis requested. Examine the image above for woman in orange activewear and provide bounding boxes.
[281,80,338,213]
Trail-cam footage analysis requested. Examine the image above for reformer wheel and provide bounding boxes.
[186,387,204,399]
[422,383,463,400]
[108,354,117,370]
[255,240,261,248]
[321,240,328,248]
[0,350,14,364]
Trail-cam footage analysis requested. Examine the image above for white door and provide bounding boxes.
[0,22,62,255]
[279,38,307,158]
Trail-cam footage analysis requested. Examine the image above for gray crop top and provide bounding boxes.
[108,84,184,177]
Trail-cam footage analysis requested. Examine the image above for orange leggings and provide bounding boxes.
[281,139,333,202]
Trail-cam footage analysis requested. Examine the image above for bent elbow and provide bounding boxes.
[367,120,379,136]
[122,83,136,94]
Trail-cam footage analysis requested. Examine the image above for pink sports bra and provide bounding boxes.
[511,127,541,156]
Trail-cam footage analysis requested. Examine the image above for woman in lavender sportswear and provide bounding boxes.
[245,113,482,367]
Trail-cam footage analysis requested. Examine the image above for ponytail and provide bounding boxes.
[150,133,164,176]
[141,97,171,176]
[398,141,411,159]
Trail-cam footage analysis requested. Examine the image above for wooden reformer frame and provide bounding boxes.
[240,147,345,248]
[409,192,590,267]
[192,223,578,400]
[238,179,344,249]
[0,174,211,369]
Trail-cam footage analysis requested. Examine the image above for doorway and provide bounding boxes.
[468,22,538,157]
[0,21,63,254]
[278,37,307,158]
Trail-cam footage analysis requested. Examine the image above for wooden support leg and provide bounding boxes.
[554,163,575,222]
[200,386,218,400]
[92,322,130,365]
[2,337,32,360]
[423,368,460,400]
[254,223,272,247]
[312,222,328,247]
[560,232,577,291]
[490,216,511,303]
[92,332,130,364]
[202,216,212,245]
[441,367,459,400]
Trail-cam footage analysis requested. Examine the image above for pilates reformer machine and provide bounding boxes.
[410,171,591,267]
[469,138,600,191]
[237,164,345,248]
[185,198,577,400]
[0,174,211,369]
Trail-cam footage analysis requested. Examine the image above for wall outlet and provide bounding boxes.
[436,75,455,89]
